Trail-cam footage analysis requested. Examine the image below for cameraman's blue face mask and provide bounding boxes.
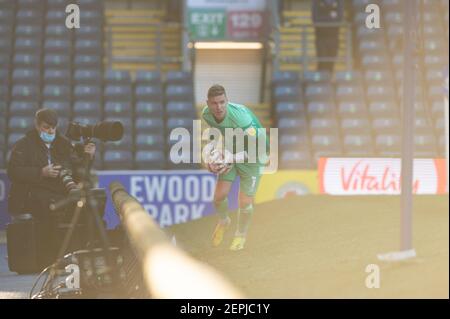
[40,131,56,143]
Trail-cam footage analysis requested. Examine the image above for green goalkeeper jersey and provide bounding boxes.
[202,102,268,166]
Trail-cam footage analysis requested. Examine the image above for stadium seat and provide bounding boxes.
[44,69,71,85]
[306,101,336,119]
[12,84,40,101]
[372,117,401,134]
[167,118,194,133]
[75,39,102,54]
[275,102,305,118]
[76,25,102,40]
[335,84,365,102]
[135,150,166,170]
[45,24,72,39]
[135,118,165,134]
[105,70,131,85]
[12,68,40,85]
[340,118,372,135]
[135,101,164,117]
[166,71,192,85]
[165,85,194,102]
[8,116,34,133]
[42,101,71,117]
[74,69,102,85]
[43,84,71,101]
[273,85,302,103]
[74,55,102,68]
[135,85,163,102]
[15,24,43,38]
[414,117,433,134]
[44,53,71,69]
[375,134,401,157]
[364,70,395,86]
[337,101,368,119]
[309,118,340,135]
[73,101,102,117]
[135,71,162,85]
[278,118,308,134]
[44,38,72,53]
[280,134,311,151]
[104,101,132,117]
[303,71,331,83]
[103,150,133,170]
[135,133,165,151]
[74,85,102,102]
[15,37,42,53]
[305,83,334,101]
[366,85,397,102]
[272,71,300,86]
[46,10,66,24]
[280,150,313,169]
[166,101,196,118]
[343,134,374,156]
[13,53,41,68]
[368,101,399,118]
[104,85,133,101]
[9,101,38,116]
[414,134,437,158]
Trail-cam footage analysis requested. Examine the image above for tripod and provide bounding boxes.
[31,141,120,298]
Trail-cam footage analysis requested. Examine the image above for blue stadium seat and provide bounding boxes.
[135,118,164,134]
[9,101,38,116]
[74,69,102,85]
[135,150,166,170]
[135,133,165,151]
[135,101,163,117]
[414,134,437,158]
[166,71,192,85]
[104,101,132,117]
[337,101,368,119]
[46,24,72,38]
[364,70,395,86]
[165,85,194,101]
[15,25,43,38]
[105,70,131,85]
[44,53,71,69]
[361,54,389,69]
[340,118,372,135]
[343,134,374,156]
[16,9,44,25]
[74,55,102,68]
[375,134,401,157]
[76,25,102,40]
[368,101,399,118]
[372,117,401,134]
[366,85,396,102]
[104,85,132,101]
[44,69,71,85]
[272,71,300,86]
[41,101,71,116]
[307,101,336,119]
[46,10,65,23]
[303,71,331,83]
[358,40,387,55]
[44,38,71,53]
[43,84,71,101]
[278,118,308,134]
[305,83,334,102]
[73,101,102,117]
[311,134,342,155]
[275,102,305,118]
[280,134,310,151]
[12,68,40,84]
[167,118,194,132]
[135,85,163,102]
[166,101,196,118]
[75,39,102,54]
[9,116,34,133]
[335,84,365,102]
[12,84,40,101]
[103,150,133,170]
[74,85,102,101]
[273,85,301,102]
[280,150,313,169]
[309,118,340,135]
[13,53,40,68]
[135,71,162,85]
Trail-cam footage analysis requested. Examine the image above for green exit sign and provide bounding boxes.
[188,9,226,40]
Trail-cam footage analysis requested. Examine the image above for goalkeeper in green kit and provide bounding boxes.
[202,85,268,251]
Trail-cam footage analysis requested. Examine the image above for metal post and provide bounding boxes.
[400,0,417,251]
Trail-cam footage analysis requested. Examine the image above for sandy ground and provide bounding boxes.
[168,195,449,298]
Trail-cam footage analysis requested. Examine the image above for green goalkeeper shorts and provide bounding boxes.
[218,164,263,197]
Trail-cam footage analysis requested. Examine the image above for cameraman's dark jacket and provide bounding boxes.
[7,129,80,217]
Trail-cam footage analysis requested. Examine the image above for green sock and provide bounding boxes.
[214,198,229,221]
[236,204,254,236]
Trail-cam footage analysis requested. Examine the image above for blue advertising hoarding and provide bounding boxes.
[0,170,240,230]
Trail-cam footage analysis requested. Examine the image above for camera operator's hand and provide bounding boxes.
[41,164,61,178]
[84,142,96,160]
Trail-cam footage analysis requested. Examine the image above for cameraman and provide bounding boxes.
[7,108,96,268]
